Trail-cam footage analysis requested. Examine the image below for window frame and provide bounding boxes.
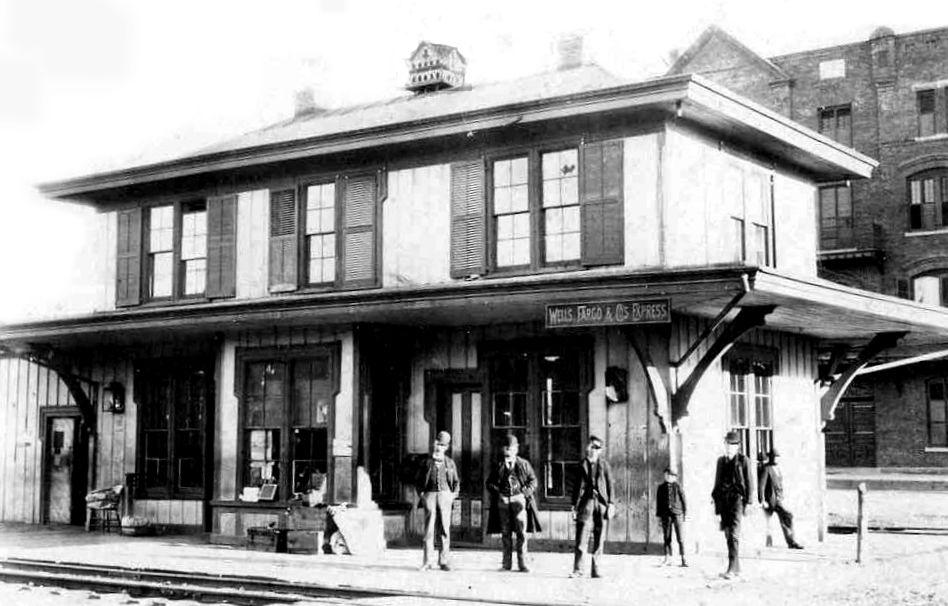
[818,183,854,250]
[724,347,777,461]
[142,199,211,303]
[818,104,853,147]
[300,178,342,288]
[918,89,936,137]
[906,168,948,230]
[135,357,214,500]
[486,140,585,275]
[484,339,592,508]
[234,344,341,503]
[926,377,948,447]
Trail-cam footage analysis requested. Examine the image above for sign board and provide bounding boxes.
[546,298,671,328]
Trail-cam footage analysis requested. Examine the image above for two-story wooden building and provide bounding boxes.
[4,44,948,552]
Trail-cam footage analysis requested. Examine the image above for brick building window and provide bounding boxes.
[725,351,775,459]
[912,272,948,307]
[918,90,936,137]
[818,105,853,146]
[926,378,948,447]
[819,184,853,249]
[907,169,948,230]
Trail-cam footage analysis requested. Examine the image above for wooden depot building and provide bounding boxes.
[4,42,948,552]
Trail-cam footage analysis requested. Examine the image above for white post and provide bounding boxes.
[856,482,868,564]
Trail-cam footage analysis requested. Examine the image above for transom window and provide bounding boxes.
[148,206,174,299]
[927,378,948,447]
[726,353,775,459]
[492,157,530,267]
[239,347,338,502]
[304,183,337,285]
[819,184,853,249]
[541,149,580,263]
[180,202,207,296]
[819,105,853,146]
[487,344,590,504]
[907,169,948,230]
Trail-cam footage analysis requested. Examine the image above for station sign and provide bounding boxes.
[545,298,671,328]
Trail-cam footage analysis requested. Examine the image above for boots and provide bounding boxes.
[661,546,671,566]
[517,552,530,573]
[680,555,689,567]
[569,552,584,578]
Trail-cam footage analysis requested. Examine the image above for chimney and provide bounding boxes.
[294,88,318,118]
[557,34,584,70]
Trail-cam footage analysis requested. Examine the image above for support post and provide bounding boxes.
[820,332,906,425]
[856,482,868,564]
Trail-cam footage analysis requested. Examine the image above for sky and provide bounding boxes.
[2,0,948,322]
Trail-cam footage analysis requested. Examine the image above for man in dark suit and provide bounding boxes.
[413,430,460,571]
[711,431,751,579]
[486,434,542,572]
[758,448,804,550]
[570,435,613,579]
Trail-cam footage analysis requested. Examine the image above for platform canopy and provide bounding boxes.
[2,266,948,356]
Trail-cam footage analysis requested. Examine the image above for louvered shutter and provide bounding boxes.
[206,194,237,299]
[341,175,378,287]
[115,207,142,307]
[580,139,624,266]
[450,160,486,278]
[268,188,298,292]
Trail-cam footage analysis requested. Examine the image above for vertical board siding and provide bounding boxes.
[624,134,662,269]
[101,211,118,312]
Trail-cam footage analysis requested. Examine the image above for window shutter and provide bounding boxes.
[580,139,624,266]
[341,175,378,287]
[206,194,237,299]
[268,188,298,292]
[115,207,142,307]
[450,159,486,278]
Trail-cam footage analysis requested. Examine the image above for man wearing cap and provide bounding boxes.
[414,430,460,571]
[758,448,804,550]
[570,435,613,579]
[711,431,751,579]
[486,434,542,572]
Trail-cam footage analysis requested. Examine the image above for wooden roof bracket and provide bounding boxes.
[624,326,673,434]
[820,331,906,426]
[671,305,776,425]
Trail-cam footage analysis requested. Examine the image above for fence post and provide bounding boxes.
[856,482,868,564]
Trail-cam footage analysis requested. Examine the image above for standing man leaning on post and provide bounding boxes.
[570,435,613,579]
[414,430,459,571]
[486,433,542,572]
[711,430,751,580]
[758,448,804,550]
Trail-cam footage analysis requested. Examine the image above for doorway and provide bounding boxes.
[41,408,88,525]
[824,384,876,467]
[427,370,485,543]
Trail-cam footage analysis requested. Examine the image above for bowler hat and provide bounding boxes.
[435,430,451,445]
[503,433,519,448]
[724,430,741,444]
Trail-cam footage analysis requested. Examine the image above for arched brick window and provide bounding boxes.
[907,168,948,230]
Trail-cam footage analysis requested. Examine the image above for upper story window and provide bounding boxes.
[724,166,773,267]
[918,89,937,137]
[819,184,853,250]
[484,140,624,274]
[304,182,337,285]
[147,206,174,299]
[180,201,207,296]
[117,195,236,307]
[818,59,846,80]
[907,169,948,230]
[818,105,853,146]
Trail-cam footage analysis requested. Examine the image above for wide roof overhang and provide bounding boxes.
[38,74,875,202]
[1,266,946,355]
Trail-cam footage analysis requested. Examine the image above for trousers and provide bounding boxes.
[766,501,797,546]
[422,491,453,566]
[719,499,744,574]
[497,494,528,568]
[661,513,685,556]
[573,501,606,574]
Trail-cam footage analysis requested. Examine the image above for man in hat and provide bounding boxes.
[414,430,460,571]
[758,448,804,550]
[570,435,613,579]
[486,433,542,572]
[711,431,751,579]
[656,467,688,567]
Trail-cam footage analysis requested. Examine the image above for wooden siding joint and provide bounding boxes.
[671,305,776,425]
[819,331,906,426]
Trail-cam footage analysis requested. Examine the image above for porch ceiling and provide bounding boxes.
[2,265,948,354]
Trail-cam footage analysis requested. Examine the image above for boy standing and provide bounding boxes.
[656,468,688,567]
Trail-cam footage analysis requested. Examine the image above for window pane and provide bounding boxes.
[151,252,173,298]
[292,427,329,493]
[510,184,529,212]
[181,210,207,260]
[929,380,945,402]
[184,259,206,295]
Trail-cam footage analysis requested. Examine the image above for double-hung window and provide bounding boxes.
[726,351,775,459]
[492,157,531,268]
[180,201,207,296]
[819,184,853,249]
[541,149,580,263]
[907,169,948,230]
[818,105,853,146]
[304,182,337,285]
[927,378,948,447]
[918,89,936,137]
[147,206,174,299]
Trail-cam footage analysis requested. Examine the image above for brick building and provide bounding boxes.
[670,25,948,469]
